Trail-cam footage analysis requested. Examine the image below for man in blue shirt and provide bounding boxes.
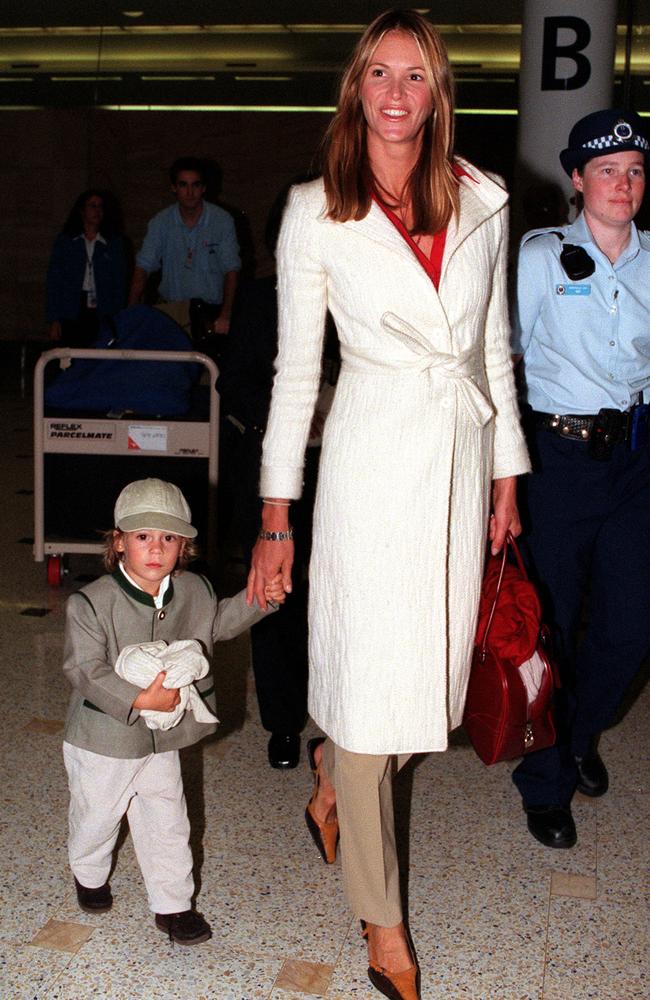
[128,157,240,339]
[513,109,650,848]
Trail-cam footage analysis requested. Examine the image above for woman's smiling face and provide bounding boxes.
[360,30,433,153]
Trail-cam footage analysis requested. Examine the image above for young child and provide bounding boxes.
[62,478,284,944]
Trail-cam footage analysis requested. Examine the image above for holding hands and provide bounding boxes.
[264,572,289,607]
[247,499,294,611]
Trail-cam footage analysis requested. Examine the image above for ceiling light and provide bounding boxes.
[141,75,216,81]
[122,10,144,16]
[99,104,337,112]
[235,76,292,81]
[51,75,123,81]
[455,108,517,115]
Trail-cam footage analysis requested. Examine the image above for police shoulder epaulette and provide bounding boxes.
[520,227,566,249]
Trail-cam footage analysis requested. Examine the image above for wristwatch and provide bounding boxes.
[258,528,294,542]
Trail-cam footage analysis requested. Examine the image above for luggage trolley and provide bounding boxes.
[34,347,219,585]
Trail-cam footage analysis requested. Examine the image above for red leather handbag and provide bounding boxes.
[462,532,558,766]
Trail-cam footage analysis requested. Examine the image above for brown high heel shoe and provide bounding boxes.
[304,737,339,864]
[361,921,421,1000]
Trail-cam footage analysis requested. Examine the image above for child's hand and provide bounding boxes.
[264,573,287,606]
[132,671,181,712]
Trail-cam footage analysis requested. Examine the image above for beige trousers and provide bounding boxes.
[63,743,193,914]
[321,738,412,927]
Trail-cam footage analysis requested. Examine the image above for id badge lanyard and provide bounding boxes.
[83,238,97,308]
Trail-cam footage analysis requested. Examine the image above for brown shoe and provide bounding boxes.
[305,737,339,864]
[155,910,211,945]
[367,962,420,1000]
[362,921,421,1000]
[74,877,113,914]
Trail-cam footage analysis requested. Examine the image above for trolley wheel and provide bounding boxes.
[46,555,65,587]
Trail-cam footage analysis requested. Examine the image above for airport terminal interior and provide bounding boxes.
[1,3,649,999]
[2,365,648,997]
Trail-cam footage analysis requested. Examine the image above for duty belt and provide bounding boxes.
[532,408,637,443]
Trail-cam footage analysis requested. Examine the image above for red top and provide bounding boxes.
[372,163,474,290]
[373,195,447,288]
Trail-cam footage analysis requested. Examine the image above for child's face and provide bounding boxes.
[115,530,184,596]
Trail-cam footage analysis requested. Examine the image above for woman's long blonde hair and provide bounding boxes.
[321,8,459,234]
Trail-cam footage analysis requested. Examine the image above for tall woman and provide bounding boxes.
[247,10,530,999]
[46,189,127,347]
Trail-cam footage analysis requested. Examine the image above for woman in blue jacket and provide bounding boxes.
[46,189,127,347]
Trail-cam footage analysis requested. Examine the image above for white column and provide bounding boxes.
[515,0,617,230]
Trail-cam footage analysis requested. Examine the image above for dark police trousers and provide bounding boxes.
[226,421,318,735]
[512,429,650,806]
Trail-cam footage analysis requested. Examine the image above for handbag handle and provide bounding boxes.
[479,531,528,656]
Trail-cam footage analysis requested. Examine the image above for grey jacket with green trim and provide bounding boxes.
[63,569,270,758]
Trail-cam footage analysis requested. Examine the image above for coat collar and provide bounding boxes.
[339,195,421,271]
[442,158,508,280]
[334,158,508,288]
[112,568,174,608]
[73,233,107,244]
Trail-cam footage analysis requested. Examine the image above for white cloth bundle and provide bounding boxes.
[518,649,546,705]
[115,639,218,731]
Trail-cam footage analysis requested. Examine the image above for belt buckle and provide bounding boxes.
[557,415,590,440]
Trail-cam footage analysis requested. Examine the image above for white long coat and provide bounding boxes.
[260,163,530,754]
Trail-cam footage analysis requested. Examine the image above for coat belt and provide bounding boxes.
[377,312,494,428]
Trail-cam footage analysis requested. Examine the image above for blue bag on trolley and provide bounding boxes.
[44,305,201,418]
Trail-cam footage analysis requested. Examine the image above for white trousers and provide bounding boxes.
[63,742,194,914]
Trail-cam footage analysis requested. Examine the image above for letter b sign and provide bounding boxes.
[541,16,591,90]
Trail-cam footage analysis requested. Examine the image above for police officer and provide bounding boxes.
[512,109,650,848]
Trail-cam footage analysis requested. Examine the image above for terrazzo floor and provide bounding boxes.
[0,374,648,1000]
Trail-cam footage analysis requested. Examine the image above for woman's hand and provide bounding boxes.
[247,499,294,609]
[489,475,521,555]
[247,538,294,610]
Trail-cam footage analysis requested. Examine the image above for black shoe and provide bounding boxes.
[268,733,300,769]
[575,748,609,797]
[525,805,577,849]
[74,877,113,913]
[155,910,211,945]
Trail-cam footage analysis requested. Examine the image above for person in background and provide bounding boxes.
[217,185,338,769]
[512,108,650,849]
[46,189,127,347]
[128,157,240,345]
[247,9,529,999]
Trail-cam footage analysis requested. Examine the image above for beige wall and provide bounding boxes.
[0,109,329,339]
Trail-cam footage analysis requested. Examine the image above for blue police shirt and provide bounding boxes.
[136,201,240,304]
[513,212,650,414]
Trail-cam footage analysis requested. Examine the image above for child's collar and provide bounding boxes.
[112,568,174,608]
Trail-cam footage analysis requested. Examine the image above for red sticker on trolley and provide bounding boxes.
[127,425,168,451]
